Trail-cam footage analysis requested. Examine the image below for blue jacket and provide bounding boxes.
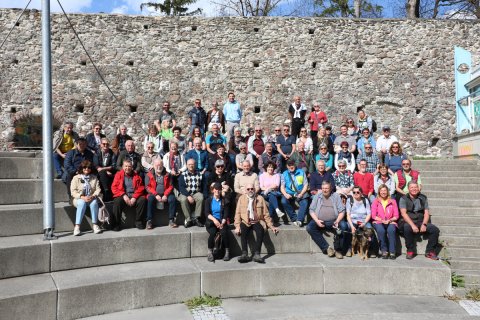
[185,149,209,171]
[309,171,336,193]
[64,148,94,175]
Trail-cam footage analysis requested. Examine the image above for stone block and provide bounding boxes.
[196,254,324,298]
[0,234,50,279]
[51,228,191,271]
[0,157,42,179]
[0,179,68,205]
[52,259,200,320]
[322,256,451,296]
[0,274,57,320]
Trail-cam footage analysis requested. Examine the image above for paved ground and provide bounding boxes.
[81,294,480,320]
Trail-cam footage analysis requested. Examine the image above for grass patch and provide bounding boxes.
[185,293,222,309]
[466,287,480,301]
[452,272,465,288]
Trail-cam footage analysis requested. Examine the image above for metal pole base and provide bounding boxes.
[43,228,58,240]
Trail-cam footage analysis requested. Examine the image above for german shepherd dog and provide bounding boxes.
[352,226,374,260]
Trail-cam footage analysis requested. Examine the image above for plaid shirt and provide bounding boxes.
[356,152,379,173]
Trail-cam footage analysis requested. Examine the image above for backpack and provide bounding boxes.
[213,231,225,259]
[347,195,370,212]
[371,118,377,132]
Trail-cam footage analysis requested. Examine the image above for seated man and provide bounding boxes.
[111,159,146,231]
[145,158,177,229]
[356,142,379,174]
[394,158,422,203]
[234,183,279,263]
[258,142,281,174]
[309,160,336,195]
[399,181,440,260]
[353,159,375,203]
[53,121,79,178]
[289,141,315,175]
[306,181,346,259]
[185,137,209,176]
[64,137,94,199]
[178,159,205,228]
[280,159,309,227]
[234,160,260,199]
[116,140,142,174]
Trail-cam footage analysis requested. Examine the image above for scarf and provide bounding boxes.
[247,194,258,222]
[81,174,91,196]
[338,150,351,161]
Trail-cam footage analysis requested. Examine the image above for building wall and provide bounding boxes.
[1,9,480,155]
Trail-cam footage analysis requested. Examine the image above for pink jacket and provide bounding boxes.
[371,198,399,226]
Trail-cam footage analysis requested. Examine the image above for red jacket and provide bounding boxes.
[353,172,374,196]
[112,170,145,199]
[146,170,173,197]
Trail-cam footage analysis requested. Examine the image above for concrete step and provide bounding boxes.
[449,258,480,270]
[0,179,68,205]
[0,225,437,279]
[0,151,39,158]
[0,274,57,320]
[420,171,480,177]
[422,177,480,184]
[423,190,480,199]
[440,234,480,247]
[429,206,480,216]
[414,165,480,172]
[25,254,449,320]
[439,225,480,236]
[0,157,42,179]
[433,215,480,226]
[427,198,480,207]
[412,160,478,166]
[445,246,480,259]
[422,184,480,191]
[451,269,480,288]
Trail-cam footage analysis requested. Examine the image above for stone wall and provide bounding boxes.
[1,9,480,155]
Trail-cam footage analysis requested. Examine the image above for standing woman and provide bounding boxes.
[346,118,358,138]
[317,127,334,155]
[371,184,399,259]
[70,160,102,236]
[296,128,314,154]
[307,102,328,142]
[384,142,408,174]
[205,183,230,262]
[206,101,225,133]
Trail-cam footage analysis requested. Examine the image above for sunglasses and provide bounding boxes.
[246,188,255,191]
[255,130,262,132]
[320,147,327,150]
[353,191,361,195]
[338,165,346,168]
[216,165,224,168]
[94,128,101,130]
[347,121,353,123]
[365,147,372,149]
[101,143,109,146]
[283,129,289,131]
[275,130,281,132]
[147,147,153,149]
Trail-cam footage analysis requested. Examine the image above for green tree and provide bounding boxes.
[140,0,202,16]
[314,0,382,18]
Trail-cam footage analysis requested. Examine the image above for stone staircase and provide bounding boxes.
[415,159,480,291]
[0,153,454,320]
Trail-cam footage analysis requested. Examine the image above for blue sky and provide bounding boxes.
[0,0,405,18]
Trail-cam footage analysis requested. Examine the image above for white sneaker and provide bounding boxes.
[73,225,81,236]
[93,224,102,234]
[293,221,302,227]
[275,208,285,218]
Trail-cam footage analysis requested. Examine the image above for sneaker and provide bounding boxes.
[406,251,415,260]
[389,253,396,260]
[327,247,335,257]
[238,252,250,263]
[55,172,63,179]
[194,219,204,227]
[425,252,439,260]
[136,223,145,230]
[73,225,81,236]
[293,221,302,227]
[382,252,389,259]
[93,224,102,234]
[252,252,265,263]
[223,251,230,261]
[345,249,352,257]
[146,220,153,230]
[184,220,192,228]
[169,220,178,228]
[207,252,214,262]
[275,208,285,218]
[335,251,344,259]
[112,225,121,232]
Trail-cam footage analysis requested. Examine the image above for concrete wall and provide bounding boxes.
[2,9,480,155]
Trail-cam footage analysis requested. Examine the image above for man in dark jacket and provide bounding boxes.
[63,137,94,199]
[188,98,207,135]
[116,140,142,174]
[179,159,206,228]
[93,138,116,202]
[310,160,336,195]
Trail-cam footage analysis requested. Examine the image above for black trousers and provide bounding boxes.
[97,170,114,201]
[205,220,229,249]
[291,119,305,138]
[240,223,264,254]
[403,221,440,254]
[112,196,146,226]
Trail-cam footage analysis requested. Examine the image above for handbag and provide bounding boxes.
[97,197,110,225]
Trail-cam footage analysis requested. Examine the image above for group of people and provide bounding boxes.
[52,93,440,263]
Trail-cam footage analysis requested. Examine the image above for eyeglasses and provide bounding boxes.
[255,130,262,132]
[402,163,410,166]
[338,165,346,168]
[347,121,353,123]
[246,188,255,191]
[353,191,361,194]
[147,147,153,149]
[94,127,101,130]
[365,147,372,149]
[320,147,327,150]
[195,101,201,104]
[101,143,109,146]
[275,129,281,132]
[216,165,224,168]
[283,130,289,132]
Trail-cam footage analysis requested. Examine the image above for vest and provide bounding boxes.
[403,193,427,224]
[396,169,419,190]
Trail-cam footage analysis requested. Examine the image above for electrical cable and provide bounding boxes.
[0,0,32,52]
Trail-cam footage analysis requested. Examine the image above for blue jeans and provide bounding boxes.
[53,152,64,175]
[374,223,397,254]
[147,194,177,221]
[342,221,373,251]
[75,198,99,225]
[261,191,282,217]
[280,194,309,223]
[306,219,344,252]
